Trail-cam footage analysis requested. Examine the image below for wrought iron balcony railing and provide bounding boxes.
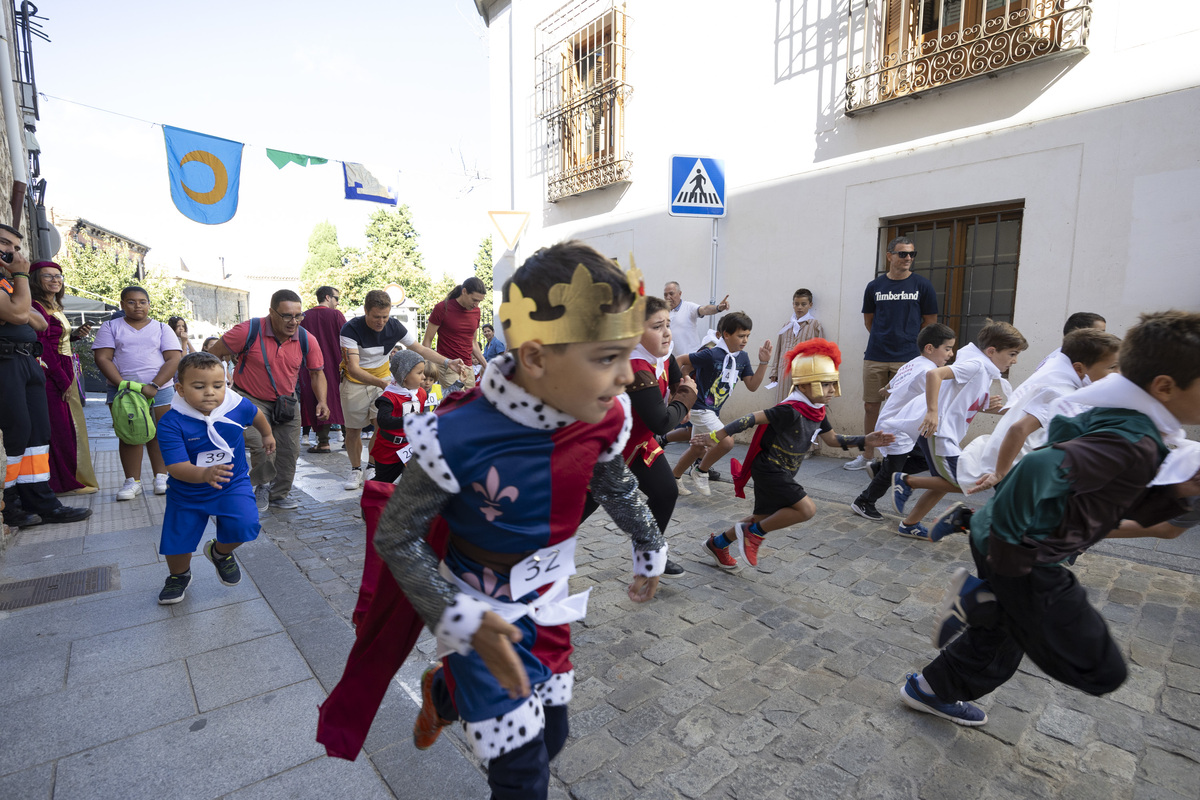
[846,0,1092,114]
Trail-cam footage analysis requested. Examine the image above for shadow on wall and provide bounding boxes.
[774,0,1084,164]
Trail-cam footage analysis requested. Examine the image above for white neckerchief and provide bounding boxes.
[777,311,815,337]
[169,390,243,458]
[631,342,669,381]
[708,336,742,388]
[384,382,415,400]
[1003,350,1081,413]
[785,388,824,409]
[1052,373,1200,486]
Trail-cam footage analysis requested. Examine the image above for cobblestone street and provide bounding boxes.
[266,439,1200,800]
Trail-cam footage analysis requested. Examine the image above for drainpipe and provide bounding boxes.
[0,28,27,228]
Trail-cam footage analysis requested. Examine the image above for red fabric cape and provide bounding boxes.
[316,480,449,760]
[731,400,823,499]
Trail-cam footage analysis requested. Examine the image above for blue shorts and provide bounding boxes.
[916,436,960,490]
[106,383,175,408]
[159,481,260,555]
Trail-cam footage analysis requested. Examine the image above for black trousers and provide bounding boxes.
[372,460,405,485]
[855,449,928,505]
[429,665,569,800]
[580,453,678,534]
[924,541,1127,702]
[1,352,59,517]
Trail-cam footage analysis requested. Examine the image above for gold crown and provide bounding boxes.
[499,257,646,349]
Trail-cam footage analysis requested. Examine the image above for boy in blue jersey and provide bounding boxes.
[671,311,772,496]
[155,352,276,605]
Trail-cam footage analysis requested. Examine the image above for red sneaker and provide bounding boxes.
[413,664,452,750]
[733,523,765,567]
[705,534,739,570]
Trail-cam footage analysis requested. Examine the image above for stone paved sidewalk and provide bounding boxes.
[265,440,1200,800]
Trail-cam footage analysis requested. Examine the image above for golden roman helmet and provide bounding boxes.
[498,255,646,350]
[787,338,843,397]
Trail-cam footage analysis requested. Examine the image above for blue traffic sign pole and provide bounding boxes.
[669,155,727,332]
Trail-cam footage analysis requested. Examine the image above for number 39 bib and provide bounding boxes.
[195,449,233,467]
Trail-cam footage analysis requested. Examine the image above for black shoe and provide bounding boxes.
[31,505,91,525]
[850,499,883,521]
[205,539,242,586]
[158,571,191,605]
[3,511,42,528]
[663,559,686,576]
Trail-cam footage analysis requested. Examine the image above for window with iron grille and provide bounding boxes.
[878,203,1023,346]
[847,1,1092,113]
[535,1,632,202]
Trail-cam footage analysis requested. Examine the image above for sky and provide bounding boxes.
[31,0,493,289]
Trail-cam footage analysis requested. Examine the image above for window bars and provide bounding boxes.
[536,0,632,202]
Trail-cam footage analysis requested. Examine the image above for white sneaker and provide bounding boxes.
[254,485,270,512]
[153,473,169,495]
[676,477,692,497]
[116,478,142,501]
[844,454,870,471]
[344,468,364,491]
[364,465,376,482]
[692,469,711,496]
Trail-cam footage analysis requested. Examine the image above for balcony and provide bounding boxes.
[846,0,1092,114]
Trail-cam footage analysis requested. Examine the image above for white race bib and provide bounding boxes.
[509,538,577,599]
[195,449,232,467]
[397,444,414,464]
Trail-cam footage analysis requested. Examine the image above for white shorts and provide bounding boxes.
[689,408,724,437]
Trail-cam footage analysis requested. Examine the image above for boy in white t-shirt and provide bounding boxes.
[961,328,1121,495]
[890,320,1028,540]
[850,324,956,521]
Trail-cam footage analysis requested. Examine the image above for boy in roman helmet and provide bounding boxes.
[317,242,666,800]
[698,339,894,569]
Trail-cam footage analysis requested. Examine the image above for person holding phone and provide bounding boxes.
[0,225,91,528]
[29,261,99,493]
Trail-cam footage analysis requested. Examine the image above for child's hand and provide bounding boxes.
[201,463,234,490]
[968,472,1002,495]
[987,394,1004,412]
[919,410,939,438]
[865,430,895,448]
[674,374,697,397]
[627,575,659,603]
[691,431,717,448]
[262,434,276,455]
[472,611,530,699]
[757,340,773,363]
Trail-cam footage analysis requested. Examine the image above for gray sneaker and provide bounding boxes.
[254,485,270,512]
[270,495,300,510]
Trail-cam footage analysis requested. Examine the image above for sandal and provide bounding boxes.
[307,445,332,454]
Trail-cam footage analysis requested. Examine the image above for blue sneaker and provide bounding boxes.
[900,673,987,726]
[891,473,913,514]
[929,502,972,542]
[897,521,931,540]
[931,567,997,649]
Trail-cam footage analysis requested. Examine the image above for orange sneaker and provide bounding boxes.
[705,534,739,570]
[413,664,452,750]
[733,523,765,567]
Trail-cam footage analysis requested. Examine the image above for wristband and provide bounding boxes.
[709,430,720,444]
[10,272,28,279]
[443,358,449,367]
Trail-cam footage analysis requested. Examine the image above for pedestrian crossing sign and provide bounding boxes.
[669,155,726,218]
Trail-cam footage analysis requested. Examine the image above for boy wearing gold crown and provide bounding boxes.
[316,241,666,800]
[699,339,894,568]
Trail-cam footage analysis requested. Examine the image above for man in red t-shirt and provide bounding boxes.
[422,277,486,390]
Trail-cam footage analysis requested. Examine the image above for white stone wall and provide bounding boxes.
[485,0,1200,433]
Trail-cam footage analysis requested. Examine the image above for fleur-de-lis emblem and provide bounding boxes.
[472,466,519,522]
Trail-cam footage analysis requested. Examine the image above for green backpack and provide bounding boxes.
[111,380,156,445]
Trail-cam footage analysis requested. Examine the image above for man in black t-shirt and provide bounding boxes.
[0,223,90,528]
[855,236,938,469]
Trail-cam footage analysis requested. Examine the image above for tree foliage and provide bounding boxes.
[60,240,186,322]
[473,235,493,296]
[298,220,343,302]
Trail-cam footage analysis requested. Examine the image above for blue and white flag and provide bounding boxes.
[163,126,243,225]
[343,162,397,205]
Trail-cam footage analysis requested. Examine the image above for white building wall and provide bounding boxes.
[486,0,1200,432]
